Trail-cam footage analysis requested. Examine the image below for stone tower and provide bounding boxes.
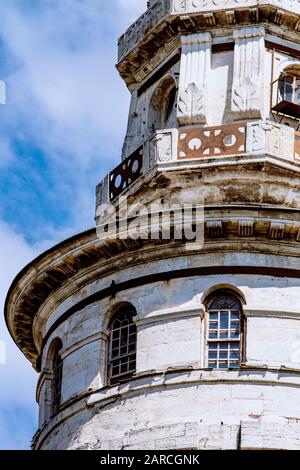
[5,0,300,450]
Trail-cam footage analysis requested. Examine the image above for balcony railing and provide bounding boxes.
[96,122,300,207]
[178,124,246,159]
[272,74,300,120]
[109,146,143,200]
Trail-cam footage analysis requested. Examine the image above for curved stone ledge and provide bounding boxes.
[33,367,300,450]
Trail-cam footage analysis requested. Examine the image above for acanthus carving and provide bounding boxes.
[177,33,211,126]
[231,27,265,119]
[178,84,204,124]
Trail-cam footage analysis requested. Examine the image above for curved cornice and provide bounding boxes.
[4,204,300,370]
[117,1,300,84]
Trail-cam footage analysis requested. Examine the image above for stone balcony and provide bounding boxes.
[117,0,300,85]
[96,120,300,211]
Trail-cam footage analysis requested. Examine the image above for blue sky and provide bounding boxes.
[0,0,145,450]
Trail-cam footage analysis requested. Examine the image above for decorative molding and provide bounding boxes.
[246,122,266,153]
[117,2,300,85]
[118,0,168,62]
[171,0,300,15]
[238,219,254,237]
[266,123,294,162]
[207,221,223,238]
[177,33,211,126]
[243,308,300,320]
[269,222,285,240]
[178,124,246,159]
[149,129,178,166]
[135,306,204,327]
[231,27,265,119]
[246,120,297,163]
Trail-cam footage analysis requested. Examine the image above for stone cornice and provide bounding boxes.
[5,205,300,369]
[117,1,300,85]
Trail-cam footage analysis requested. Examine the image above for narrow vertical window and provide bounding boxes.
[206,292,243,369]
[108,307,137,385]
[52,342,63,414]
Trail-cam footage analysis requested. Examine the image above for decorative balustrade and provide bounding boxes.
[109,147,143,200]
[98,123,300,205]
[178,124,246,159]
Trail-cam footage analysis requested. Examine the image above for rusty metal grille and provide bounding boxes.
[178,124,246,159]
[108,309,137,385]
[109,147,143,201]
[207,294,242,370]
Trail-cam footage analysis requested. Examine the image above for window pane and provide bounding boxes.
[230,350,240,359]
[209,350,217,359]
[109,308,137,384]
[207,293,242,370]
[229,361,239,368]
[231,312,240,320]
[219,350,228,359]
[209,312,218,320]
[220,312,229,329]
[208,361,217,368]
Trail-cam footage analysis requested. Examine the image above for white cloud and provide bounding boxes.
[0,0,149,449]
[0,1,148,238]
[0,220,40,449]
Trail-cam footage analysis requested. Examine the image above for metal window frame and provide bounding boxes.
[205,293,244,370]
[108,308,137,386]
[52,350,63,414]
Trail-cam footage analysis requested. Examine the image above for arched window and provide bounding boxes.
[52,339,63,415]
[108,306,137,385]
[148,77,177,133]
[205,291,244,370]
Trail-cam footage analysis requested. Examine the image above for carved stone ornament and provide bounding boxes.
[177,33,212,126]
[231,26,265,119]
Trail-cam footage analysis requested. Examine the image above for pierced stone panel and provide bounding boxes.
[178,124,246,159]
[109,147,143,201]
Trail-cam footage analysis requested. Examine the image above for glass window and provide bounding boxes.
[207,293,243,370]
[108,308,137,385]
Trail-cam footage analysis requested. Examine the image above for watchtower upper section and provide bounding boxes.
[118,1,300,160]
